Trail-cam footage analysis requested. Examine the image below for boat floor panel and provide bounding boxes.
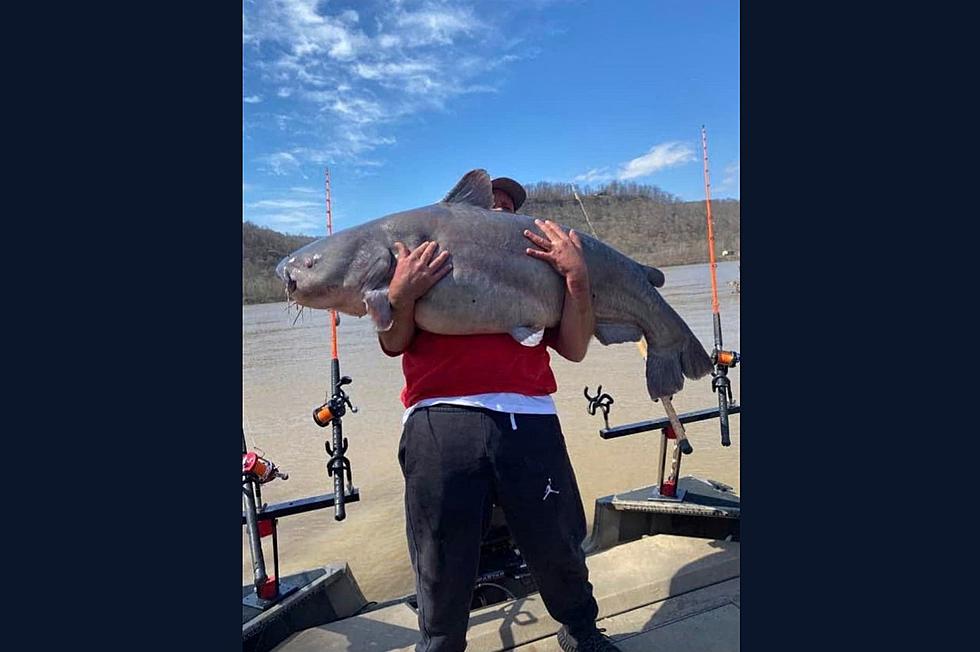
[273,535,739,652]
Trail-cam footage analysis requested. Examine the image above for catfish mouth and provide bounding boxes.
[293,289,367,314]
[276,257,303,299]
[275,257,295,287]
[285,282,330,309]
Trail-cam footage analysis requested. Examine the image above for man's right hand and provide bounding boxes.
[388,241,452,309]
[379,241,451,356]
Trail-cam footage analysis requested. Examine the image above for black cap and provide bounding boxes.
[491,177,527,211]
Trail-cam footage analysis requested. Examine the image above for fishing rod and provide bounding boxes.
[701,126,740,447]
[312,167,356,520]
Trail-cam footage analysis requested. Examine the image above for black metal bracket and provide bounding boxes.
[599,404,741,440]
[241,489,361,524]
[583,385,615,430]
[326,439,353,484]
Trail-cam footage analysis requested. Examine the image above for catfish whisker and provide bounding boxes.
[292,305,306,326]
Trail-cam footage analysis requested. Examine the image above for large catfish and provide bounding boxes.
[276,169,712,398]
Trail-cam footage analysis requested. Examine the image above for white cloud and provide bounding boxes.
[248,199,320,210]
[259,130,396,173]
[338,9,359,25]
[354,60,436,80]
[245,0,370,62]
[617,142,696,180]
[243,1,537,173]
[574,167,613,183]
[378,34,401,49]
[302,89,338,103]
[266,211,321,233]
[257,151,301,176]
[574,141,698,186]
[243,95,263,103]
[330,97,387,123]
[343,129,396,151]
[244,185,325,234]
[392,6,477,46]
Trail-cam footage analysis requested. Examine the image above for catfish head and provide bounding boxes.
[276,229,394,318]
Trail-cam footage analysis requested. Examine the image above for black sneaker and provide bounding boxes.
[557,625,622,652]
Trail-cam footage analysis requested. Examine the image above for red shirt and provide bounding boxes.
[388,329,559,408]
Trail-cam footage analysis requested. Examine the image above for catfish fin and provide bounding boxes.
[594,322,643,345]
[363,289,393,332]
[442,169,494,209]
[643,264,666,288]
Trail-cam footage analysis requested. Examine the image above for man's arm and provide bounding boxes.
[553,274,594,362]
[524,220,595,362]
[378,241,452,356]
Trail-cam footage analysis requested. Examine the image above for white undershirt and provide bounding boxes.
[402,392,557,428]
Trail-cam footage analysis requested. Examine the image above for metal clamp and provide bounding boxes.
[584,385,615,430]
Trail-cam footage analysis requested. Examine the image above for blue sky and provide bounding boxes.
[243,1,739,236]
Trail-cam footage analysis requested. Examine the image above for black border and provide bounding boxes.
[92,5,245,650]
[740,3,908,648]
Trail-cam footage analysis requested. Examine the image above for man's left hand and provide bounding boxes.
[524,219,590,294]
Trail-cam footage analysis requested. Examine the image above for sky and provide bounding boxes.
[243,0,740,236]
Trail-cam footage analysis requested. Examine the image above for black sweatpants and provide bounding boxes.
[398,405,598,652]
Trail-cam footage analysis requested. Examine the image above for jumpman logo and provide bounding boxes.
[542,478,560,501]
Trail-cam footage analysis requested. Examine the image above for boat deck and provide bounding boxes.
[272,534,740,652]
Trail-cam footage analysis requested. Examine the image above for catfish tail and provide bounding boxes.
[643,334,713,399]
[638,268,713,399]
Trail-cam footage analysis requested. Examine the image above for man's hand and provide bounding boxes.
[523,220,595,362]
[389,241,452,309]
[379,241,451,356]
[523,220,590,296]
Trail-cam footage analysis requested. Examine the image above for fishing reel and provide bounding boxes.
[714,349,740,369]
[312,376,357,427]
[711,349,740,447]
[711,349,739,399]
[242,451,289,484]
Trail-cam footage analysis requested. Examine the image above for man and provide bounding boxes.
[380,175,620,652]
[490,176,525,214]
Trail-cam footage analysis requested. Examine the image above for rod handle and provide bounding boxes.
[661,396,693,455]
[718,390,731,447]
